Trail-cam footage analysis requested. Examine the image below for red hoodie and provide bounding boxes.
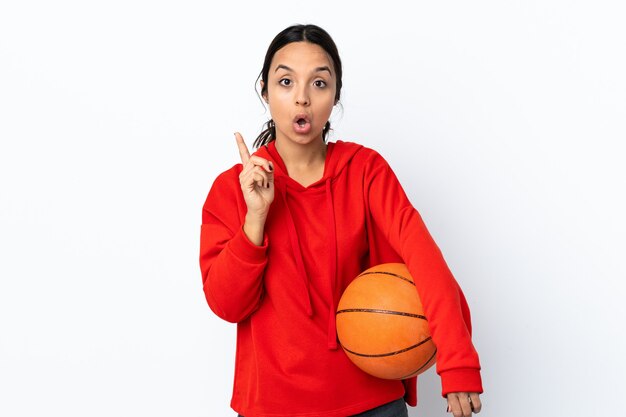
[199,139,482,417]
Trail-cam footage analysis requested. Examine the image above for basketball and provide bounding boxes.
[336,263,437,380]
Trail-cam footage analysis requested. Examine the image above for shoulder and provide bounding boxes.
[203,163,243,210]
[335,139,393,169]
[209,163,243,189]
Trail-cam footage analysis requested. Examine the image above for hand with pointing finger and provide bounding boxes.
[235,132,275,218]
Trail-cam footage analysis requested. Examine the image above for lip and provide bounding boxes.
[292,113,312,134]
[293,113,311,123]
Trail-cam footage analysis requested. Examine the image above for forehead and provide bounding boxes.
[271,42,334,74]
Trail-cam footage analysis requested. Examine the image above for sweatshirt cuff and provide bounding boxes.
[439,368,483,397]
[228,225,268,264]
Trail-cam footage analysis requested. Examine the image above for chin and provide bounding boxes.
[295,134,324,145]
[281,129,324,145]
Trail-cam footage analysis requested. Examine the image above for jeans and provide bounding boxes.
[237,397,408,417]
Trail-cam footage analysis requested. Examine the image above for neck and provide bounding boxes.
[274,137,327,172]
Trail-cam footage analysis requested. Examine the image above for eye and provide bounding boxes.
[314,80,327,88]
[279,78,292,86]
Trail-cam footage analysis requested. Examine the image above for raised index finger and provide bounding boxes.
[234,132,250,165]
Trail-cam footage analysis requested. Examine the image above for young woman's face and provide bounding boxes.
[262,41,337,146]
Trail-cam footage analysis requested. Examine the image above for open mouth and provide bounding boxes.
[293,114,311,125]
[293,116,312,134]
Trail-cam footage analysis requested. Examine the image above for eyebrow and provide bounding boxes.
[274,64,332,76]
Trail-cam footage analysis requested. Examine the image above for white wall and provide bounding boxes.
[1,1,624,416]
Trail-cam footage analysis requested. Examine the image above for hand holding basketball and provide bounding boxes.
[235,132,275,217]
[446,392,482,415]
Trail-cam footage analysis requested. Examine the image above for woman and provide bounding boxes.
[199,23,483,417]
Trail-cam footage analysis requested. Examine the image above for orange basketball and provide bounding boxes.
[336,263,437,380]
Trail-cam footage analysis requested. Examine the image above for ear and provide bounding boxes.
[260,80,267,102]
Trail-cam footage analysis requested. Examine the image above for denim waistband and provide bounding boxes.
[237,397,407,417]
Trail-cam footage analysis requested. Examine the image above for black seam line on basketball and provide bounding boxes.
[336,308,427,320]
[341,337,433,358]
[357,271,415,285]
[397,348,438,380]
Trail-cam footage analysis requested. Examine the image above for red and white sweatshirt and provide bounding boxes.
[199,139,483,417]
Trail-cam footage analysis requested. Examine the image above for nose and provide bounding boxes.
[295,86,309,106]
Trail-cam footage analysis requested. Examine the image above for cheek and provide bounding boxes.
[268,90,292,110]
[321,89,336,108]
[317,96,335,117]
[266,93,287,118]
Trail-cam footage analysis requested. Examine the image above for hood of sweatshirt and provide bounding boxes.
[253,139,364,349]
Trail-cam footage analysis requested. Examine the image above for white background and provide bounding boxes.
[1,1,625,416]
